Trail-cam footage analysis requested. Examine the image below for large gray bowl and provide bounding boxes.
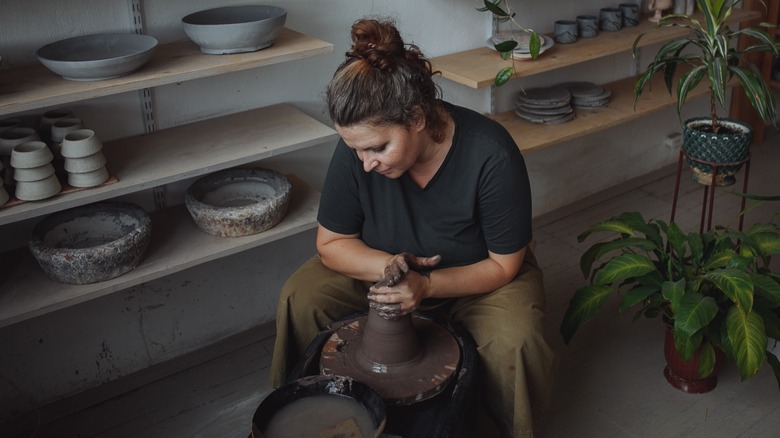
[182,5,287,54]
[185,168,291,237]
[29,202,152,284]
[37,33,158,81]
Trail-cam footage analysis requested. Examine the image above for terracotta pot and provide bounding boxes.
[663,329,725,393]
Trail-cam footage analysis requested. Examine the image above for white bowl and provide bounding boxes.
[15,173,62,201]
[68,166,109,188]
[184,167,291,237]
[11,141,54,169]
[51,117,85,143]
[182,5,287,54]
[65,151,106,173]
[28,202,152,284]
[61,129,102,158]
[36,33,158,81]
[13,163,55,182]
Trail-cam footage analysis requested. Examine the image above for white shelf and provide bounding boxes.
[0,28,334,116]
[0,103,338,225]
[0,176,320,329]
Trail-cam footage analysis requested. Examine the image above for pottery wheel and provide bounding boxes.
[319,313,461,405]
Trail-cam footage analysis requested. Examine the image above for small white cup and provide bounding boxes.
[65,151,107,173]
[61,129,102,158]
[13,163,56,182]
[0,127,40,156]
[11,141,54,169]
[68,166,109,188]
[15,173,62,201]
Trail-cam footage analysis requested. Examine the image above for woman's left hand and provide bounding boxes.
[367,270,431,319]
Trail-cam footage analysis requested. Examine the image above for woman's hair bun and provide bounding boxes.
[347,19,408,72]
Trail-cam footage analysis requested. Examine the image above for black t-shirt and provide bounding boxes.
[318,102,532,269]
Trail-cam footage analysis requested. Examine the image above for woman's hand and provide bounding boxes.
[368,270,432,319]
[382,252,441,286]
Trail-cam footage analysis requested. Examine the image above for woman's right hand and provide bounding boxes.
[382,252,441,286]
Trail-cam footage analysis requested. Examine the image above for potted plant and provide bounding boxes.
[633,0,779,186]
[477,0,541,86]
[559,207,780,393]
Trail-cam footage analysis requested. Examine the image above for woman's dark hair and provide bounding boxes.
[326,18,446,142]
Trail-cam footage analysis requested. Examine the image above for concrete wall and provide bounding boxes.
[0,0,710,417]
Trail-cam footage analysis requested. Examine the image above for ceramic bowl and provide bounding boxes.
[36,33,158,81]
[13,163,55,182]
[0,117,21,133]
[64,151,106,173]
[67,166,109,188]
[184,167,291,237]
[251,375,386,438]
[28,202,152,284]
[51,117,85,143]
[61,129,102,158]
[15,173,62,201]
[11,141,54,169]
[0,127,40,156]
[182,5,287,54]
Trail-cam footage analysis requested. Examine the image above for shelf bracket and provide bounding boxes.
[129,0,166,210]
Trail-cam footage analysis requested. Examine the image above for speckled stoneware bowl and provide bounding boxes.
[184,168,291,237]
[29,202,152,284]
[182,5,287,54]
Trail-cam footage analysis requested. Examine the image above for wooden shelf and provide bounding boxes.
[431,10,759,89]
[0,28,334,116]
[0,176,320,329]
[0,103,338,225]
[494,72,709,154]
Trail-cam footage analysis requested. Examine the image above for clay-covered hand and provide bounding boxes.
[382,252,441,286]
[368,270,432,320]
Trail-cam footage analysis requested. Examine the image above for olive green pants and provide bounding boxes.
[270,253,556,437]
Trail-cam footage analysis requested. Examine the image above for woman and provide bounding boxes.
[270,18,556,437]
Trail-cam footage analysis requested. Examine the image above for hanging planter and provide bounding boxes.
[682,117,752,186]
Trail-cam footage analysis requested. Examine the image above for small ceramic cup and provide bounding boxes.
[13,163,56,182]
[15,173,62,201]
[50,118,85,158]
[64,151,106,173]
[61,129,102,158]
[600,7,623,32]
[38,108,73,141]
[620,3,640,27]
[0,117,21,134]
[0,127,40,156]
[68,166,109,188]
[576,15,599,38]
[554,20,578,44]
[11,141,54,169]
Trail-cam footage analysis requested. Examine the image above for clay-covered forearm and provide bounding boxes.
[316,226,391,282]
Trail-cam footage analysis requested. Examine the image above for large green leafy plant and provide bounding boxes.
[560,209,780,387]
[633,0,779,133]
[477,0,541,86]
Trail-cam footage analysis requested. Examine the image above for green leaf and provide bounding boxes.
[674,329,703,361]
[482,0,509,17]
[579,237,660,278]
[560,285,615,344]
[662,279,686,315]
[767,351,780,391]
[620,285,660,312]
[594,254,656,286]
[703,249,738,270]
[528,32,541,59]
[494,40,518,53]
[687,232,704,268]
[495,66,513,86]
[704,269,754,312]
[698,341,717,379]
[675,293,719,339]
[577,218,639,242]
[752,232,780,257]
[726,306,767,380]
[667,222,686,259]
[753,273,780,306]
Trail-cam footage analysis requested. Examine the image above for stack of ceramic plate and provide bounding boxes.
[515,86,576,125]
[560,82,612,108]
[489,31,555,60]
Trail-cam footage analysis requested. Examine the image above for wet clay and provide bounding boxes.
[319,308,460,405]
